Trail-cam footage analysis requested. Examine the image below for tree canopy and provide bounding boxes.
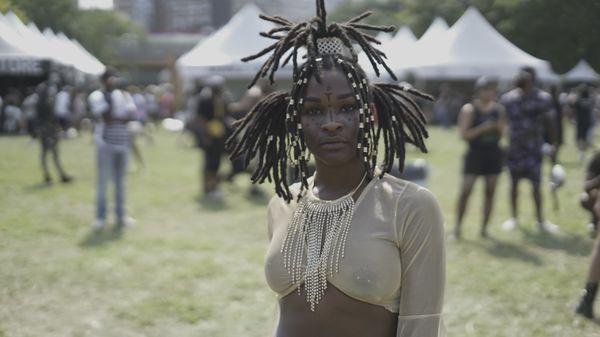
[4,0,143,63]
[331,0,600,73]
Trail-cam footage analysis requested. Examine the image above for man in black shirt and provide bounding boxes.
[195,76,230,200]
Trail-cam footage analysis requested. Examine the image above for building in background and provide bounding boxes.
[115,0,346,33]
[111,0,346,106]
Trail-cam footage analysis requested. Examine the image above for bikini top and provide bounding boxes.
[265,174,446,336]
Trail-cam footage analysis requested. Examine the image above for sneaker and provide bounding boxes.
[206,190,224,203]
[116,216,136,229]
[501,218,518,231]
[44,175,52,184]
[575,296,594,319]
[537,220,559,234]
[60,175,73,183]
[92,219,105,231]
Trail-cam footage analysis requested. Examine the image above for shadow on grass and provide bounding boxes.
[22,182,52,192]
[79,228,124,247]
[195,195,229,212]
[520,227,592,256]
[459,237,544,265]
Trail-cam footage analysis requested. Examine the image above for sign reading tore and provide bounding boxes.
[0,58,45,76]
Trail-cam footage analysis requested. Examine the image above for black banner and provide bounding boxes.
[0,57,47,76]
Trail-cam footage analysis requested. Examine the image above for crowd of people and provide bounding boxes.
[3,1,600,335]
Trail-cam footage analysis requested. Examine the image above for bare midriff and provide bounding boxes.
[275,283,398,337]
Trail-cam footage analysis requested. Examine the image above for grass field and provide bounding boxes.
[1,125,599,337]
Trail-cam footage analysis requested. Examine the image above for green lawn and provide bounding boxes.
[1,125,599,337]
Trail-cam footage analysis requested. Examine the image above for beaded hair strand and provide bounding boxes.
[226,0,434,202]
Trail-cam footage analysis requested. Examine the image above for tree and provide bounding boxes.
[7,1,143,64]
[13,0,78,35]
[0,0,26,19]
[70,10,144,63]
[331,0,600,73]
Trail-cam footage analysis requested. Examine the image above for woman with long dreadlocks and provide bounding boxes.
[227,1,445,336]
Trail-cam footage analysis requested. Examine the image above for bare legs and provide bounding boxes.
[455,174,499,239]
[481,175,498,237]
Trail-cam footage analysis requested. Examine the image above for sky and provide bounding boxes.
[78,0,114,10]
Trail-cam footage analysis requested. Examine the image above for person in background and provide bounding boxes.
[145,85,160,125]
[22,86,38,138]
[88,68,136,231]
[195,75,230,200]
[159,83,175,119]
[548,85,564,163]
[2,89,22,134]
[454,77,506,239]
[568,83,597,162]
[575,150,600,319]
[35,81,73,184]
[225,83,273,198]
[127,85,147,170]
[433,83,451,128]
[500,67,558,234]
[71,86,88,131]
[54,85,72,132]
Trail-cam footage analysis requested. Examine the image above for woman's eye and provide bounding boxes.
[305,108,322,116]
[340,104,359,113]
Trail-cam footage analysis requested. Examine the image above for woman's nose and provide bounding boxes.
[321,110,342,132]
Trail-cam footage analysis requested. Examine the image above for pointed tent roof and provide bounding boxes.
[387,18,448,76]
[0,12,47,76]
[375,31,393,44]
[55,32,105,75]
[176,3,289,80]
[564,60,599,83]
[358,26,416,78]
[396,7,557,81]
[418,17,448,44]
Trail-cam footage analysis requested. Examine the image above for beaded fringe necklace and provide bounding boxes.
[281,173,368,311]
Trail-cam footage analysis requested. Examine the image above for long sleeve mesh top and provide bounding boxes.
[265,173,446,337]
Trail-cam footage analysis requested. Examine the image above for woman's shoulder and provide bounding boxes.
[267,180,304,211]
[375,173,440,210]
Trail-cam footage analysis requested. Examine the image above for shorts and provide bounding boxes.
[508,164,541,184]
[463,146,503,176]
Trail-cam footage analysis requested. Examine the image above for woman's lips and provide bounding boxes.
[320,141,347,150]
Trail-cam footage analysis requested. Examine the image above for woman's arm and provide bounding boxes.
[396,187,446,337]
[458,103,495,141]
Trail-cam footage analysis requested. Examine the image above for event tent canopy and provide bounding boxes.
[0,13,46,76]
[387,18,447,77]
[0,11,104,77]
[396,7,556,81]
[176,3,290,82]
[563,59,599,83]
[358,26,416,78]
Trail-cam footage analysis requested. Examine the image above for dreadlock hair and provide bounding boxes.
[226,0,433,203]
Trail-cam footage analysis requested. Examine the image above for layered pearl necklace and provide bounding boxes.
[281,172,369,311]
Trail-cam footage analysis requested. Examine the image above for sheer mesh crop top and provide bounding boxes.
[265,174,446,337]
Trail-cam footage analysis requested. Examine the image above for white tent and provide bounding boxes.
[358,26,416,79]
[0,12,46,76]
[387,18,447,78]
[397,7,557,82]
[56,32,105,75]
[3,11,104,76]
[375,31,393,44]
[176,3,289,82]
[563,59,599,83]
